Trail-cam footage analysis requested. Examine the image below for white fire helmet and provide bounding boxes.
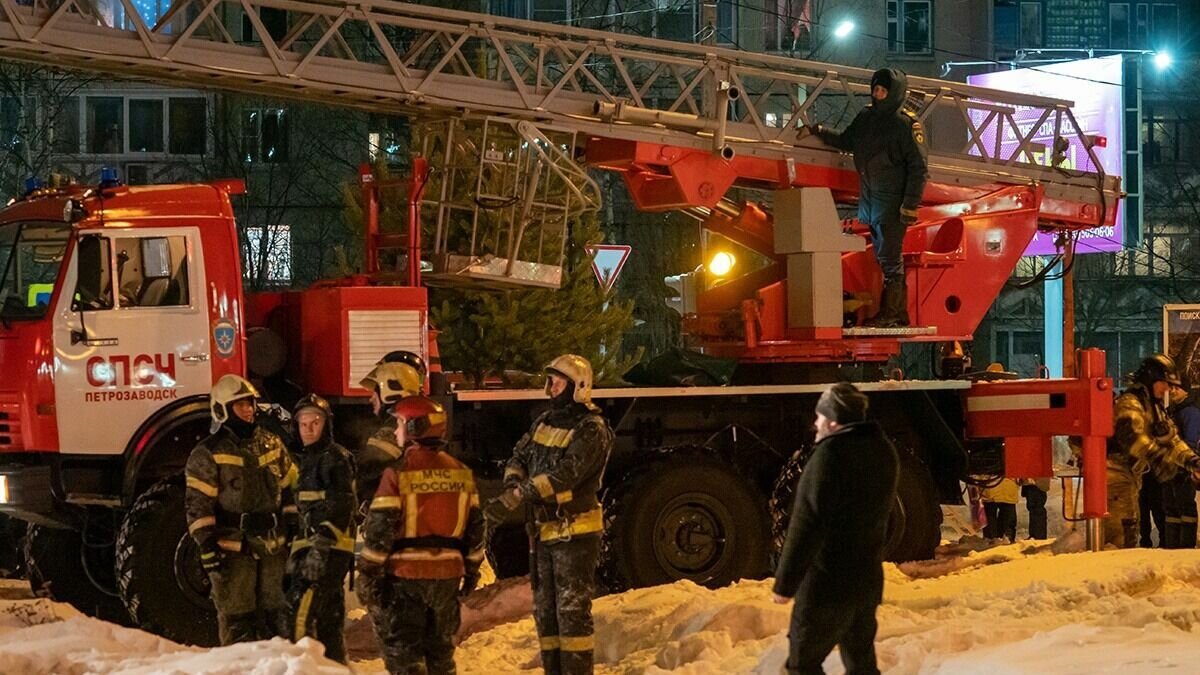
[544,354,593,405]
[210,374,260,432]
[360,362,422,404]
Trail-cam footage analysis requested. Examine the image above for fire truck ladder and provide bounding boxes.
[0,0,1119,225]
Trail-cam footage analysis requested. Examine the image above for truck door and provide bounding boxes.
[53,227,211,455]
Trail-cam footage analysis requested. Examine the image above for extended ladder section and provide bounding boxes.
[0,0,1118,229]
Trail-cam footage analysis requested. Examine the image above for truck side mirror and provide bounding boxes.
[71,234,112,312]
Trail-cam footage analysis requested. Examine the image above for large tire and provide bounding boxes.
[769,447,939,565]
[601,455,771,592]
[25,523,129,623]
[115,480,218,646]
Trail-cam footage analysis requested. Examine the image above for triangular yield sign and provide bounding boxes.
[586,244,632,293]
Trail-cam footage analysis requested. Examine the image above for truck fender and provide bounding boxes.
[121,395,210,504]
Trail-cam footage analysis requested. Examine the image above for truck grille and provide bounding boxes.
[0,394,22,451]
[347,310,424,391]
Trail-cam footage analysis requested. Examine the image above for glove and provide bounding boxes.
[300,547,328,583]
[199,547,224,574]
[900,207,919,226]
[460,571,480,598]
[499,487,524,510]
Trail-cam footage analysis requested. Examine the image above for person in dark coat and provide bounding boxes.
[808,68,929,327]
[1167,382,1200,548]
[772,382,899,675]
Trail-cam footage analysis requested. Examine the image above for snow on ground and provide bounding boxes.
[452,542,1200,674]
[4,539,1200,673]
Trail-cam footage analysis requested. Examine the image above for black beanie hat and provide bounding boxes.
[815,382,869,424]
[870,68,894,92]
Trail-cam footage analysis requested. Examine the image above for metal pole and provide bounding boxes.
[1043,256,1064,377]
[1062,244,1076,378]
[1077,348,1110,552]
[360,164,379,276]
[701,1,717,46]
[408,156,429,287]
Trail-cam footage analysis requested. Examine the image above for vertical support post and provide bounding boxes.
[1043,257,1063,378]
[408,156,429,288]
[1063,245,1076,378]
[359,164,379,276]
[1077,347,1110,552]
[701,1,717,46]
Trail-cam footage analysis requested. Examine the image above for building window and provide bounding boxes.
[1143,107,1189,165]
[128,99,164,153]
[87,97,124,154]
[765,0,812,52]
[1149,3,1176,48]
[1134,3,1148,46]
[1018,2,1041,48]
[245,225,292,284]
[489,0,570,23]
[887,0,932,55]
[52,97,80,154]
[242,108,288,163]
[650,0,736,44]
[242,7,288,43]
[1109,3,1130,49]
[169,97,206,155]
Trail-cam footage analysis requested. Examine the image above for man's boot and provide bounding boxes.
[866,279,909,328]
[1163,520,1180,549]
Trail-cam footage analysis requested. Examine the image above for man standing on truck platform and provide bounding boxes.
[807,68,929,328]
[489,354,614,675]
[773,382,899,675]
[356,355,425,509]
[357,396,485,674]
[185,374,299,645]
[287,394,357,663]
[1106,354,1200,548]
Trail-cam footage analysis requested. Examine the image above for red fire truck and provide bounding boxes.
[0,0,1114,646]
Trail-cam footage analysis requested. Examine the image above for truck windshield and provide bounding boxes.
[0,221,71,320]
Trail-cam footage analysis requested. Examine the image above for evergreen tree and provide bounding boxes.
[431,212,640,388]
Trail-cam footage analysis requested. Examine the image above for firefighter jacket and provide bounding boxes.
[1110,385,1200,483]
[814,68,928,227]
[185,425,299,555]
[360,444,485,580]
[356,416,402,510]
[290,437,357,557]
[504,402,614,543]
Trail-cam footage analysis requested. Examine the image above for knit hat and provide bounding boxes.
[870,68,894,92]
[815,382,869,423]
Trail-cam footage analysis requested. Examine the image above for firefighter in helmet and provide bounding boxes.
[356,357,423,508]
[1106,354,1200,548]
[287,394,357,663]
[185,374,298,644]
[357,396,485,675]
[490,354,614,675]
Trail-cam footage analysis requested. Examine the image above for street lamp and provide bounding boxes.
[1153,51,1172,71]
[833,20,855,40]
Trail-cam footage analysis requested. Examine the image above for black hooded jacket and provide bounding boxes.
[815,68,929,226]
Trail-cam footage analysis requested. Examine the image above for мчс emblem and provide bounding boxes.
[213,320,237,357]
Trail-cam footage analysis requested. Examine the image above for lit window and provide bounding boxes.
[887,0,932,55]
[244,225,292,284]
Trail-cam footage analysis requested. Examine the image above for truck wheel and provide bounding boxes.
[889,450,942,562]
[115,480,218,646]
[25,523,129,623]
[601,456,770,592]
[769,448,937,565]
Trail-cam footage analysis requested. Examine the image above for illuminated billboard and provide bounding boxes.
[968,55,1125,256]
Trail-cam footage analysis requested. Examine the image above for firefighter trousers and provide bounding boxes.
[209,548,289,645]
[1103,461,1140,549]
[366,576,461,675]
[533,535,601,675]
[288,551,351,663]
[1162,472,1198,549]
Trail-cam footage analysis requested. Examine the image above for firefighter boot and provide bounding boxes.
[1181,517,1198,549]
[1162,520,1181,549]
[867,279,909,328]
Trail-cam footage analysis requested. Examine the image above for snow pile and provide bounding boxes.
[453,546,1200,674]
[0,597,349,674]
